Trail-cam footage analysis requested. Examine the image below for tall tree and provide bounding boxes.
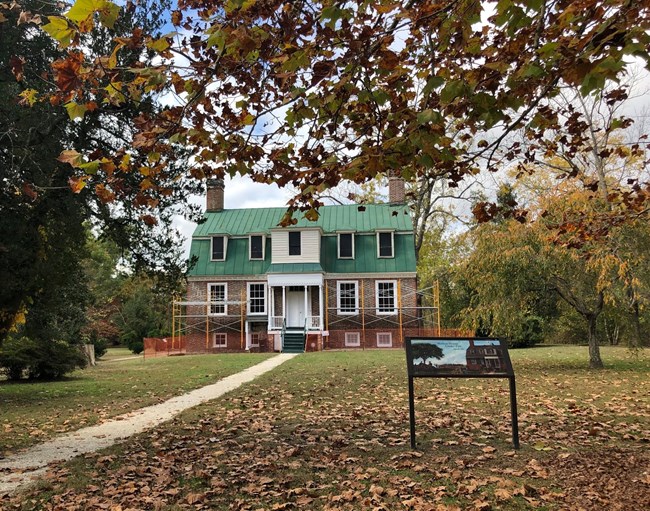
[0,0,86,339]
[0,0,199,344]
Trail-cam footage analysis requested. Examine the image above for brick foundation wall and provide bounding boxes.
[325,327,473,350]
[144,336,186,357]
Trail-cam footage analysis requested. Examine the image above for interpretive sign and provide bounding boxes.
[407,338,513,377]
[405,337,519,449]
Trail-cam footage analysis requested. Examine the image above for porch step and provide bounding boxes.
[282,330,305,353]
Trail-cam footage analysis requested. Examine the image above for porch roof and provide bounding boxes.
[267,263,323,274]
[267,273,323,287]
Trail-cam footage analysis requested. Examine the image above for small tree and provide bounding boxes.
[113,278,169,354]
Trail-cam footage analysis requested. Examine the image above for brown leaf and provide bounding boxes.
[52,52,84,92]
[9,55,24,81]
[311,60,334,87]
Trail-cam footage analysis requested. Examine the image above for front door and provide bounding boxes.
[286,289,305,328]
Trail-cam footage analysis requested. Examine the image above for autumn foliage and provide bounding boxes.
[4,0,648,221]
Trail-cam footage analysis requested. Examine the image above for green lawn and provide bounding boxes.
[3,346,649,510]
[0,352,273,454]
[99,346,137,361]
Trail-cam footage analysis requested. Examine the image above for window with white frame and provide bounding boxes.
[247,282,266,315]
[208,283,227,315]
[344,332,360,347]
[213,333,227,348]
[338,232,354,259]
[250,333,261,348]
[376,280,397,314]
[377,231,394,258]
[249,235,264,260]
[337,281,358,314]
[376,332,393,347]
[211,236,227,261]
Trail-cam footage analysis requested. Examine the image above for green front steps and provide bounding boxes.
[282,329,306,353]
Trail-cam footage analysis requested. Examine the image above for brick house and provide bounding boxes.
[182,178,418,353]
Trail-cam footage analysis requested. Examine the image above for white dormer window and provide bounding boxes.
[338,232,354,259]
[211,236,228,261]
[249,235,265,260]
[288,231,301,256]
[377,231,394,258]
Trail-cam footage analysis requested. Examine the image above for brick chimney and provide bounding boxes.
[388,172,405,204]
[206,178,224,212]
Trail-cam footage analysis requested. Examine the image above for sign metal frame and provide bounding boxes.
[405,337,519,449]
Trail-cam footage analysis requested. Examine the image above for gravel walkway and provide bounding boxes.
[0,353,297,495]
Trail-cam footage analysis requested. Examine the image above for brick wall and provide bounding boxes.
[185,276,418,352]
[325,277,417,329]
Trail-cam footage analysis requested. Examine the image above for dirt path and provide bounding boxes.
[0,353,297,495]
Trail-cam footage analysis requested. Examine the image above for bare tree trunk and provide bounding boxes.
[587,314,603,369]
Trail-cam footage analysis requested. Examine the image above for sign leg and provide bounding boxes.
[509,376,520,449]
[408,376,416,449]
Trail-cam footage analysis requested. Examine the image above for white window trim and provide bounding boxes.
[208,282,228,316]
[247,282,267,315]
[213,332,227,348]
[249,234,265,260]
[377,332,393,347]
[250,333,260,348]
[337,232,355,259]
[344,332,360,347]
[337,280,359,315]
[376,231,394,258]
[210,236,228,261]
[375,280,397,315]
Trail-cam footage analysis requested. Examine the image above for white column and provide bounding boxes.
[304,286,309,329]
[267,284,273,328]
[282,286,286,327]
[245,320,250,350]
[318,284,324,330]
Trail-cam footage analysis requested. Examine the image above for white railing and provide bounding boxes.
[270,316,321,330]
[306,316,321,330]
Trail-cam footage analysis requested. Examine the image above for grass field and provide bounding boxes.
[99,347,136,361]
[0,350,273,454]
[2,346,649,510]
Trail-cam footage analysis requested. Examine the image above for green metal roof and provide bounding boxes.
[188,203,416,277]
[187,233,417,276]
[192,203,413,237]
[321,233,416,274]
[189,238,271,276]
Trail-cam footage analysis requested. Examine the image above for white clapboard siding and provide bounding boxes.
[271,230,321,263]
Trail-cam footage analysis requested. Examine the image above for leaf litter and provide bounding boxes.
[2,350,648,510]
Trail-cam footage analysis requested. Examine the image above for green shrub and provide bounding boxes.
[86,330,108,359]
[125,337,144,354]
[508,316,545,348]
[0,337,38,380]
[0,336,87,380]
[92,337,108,359]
